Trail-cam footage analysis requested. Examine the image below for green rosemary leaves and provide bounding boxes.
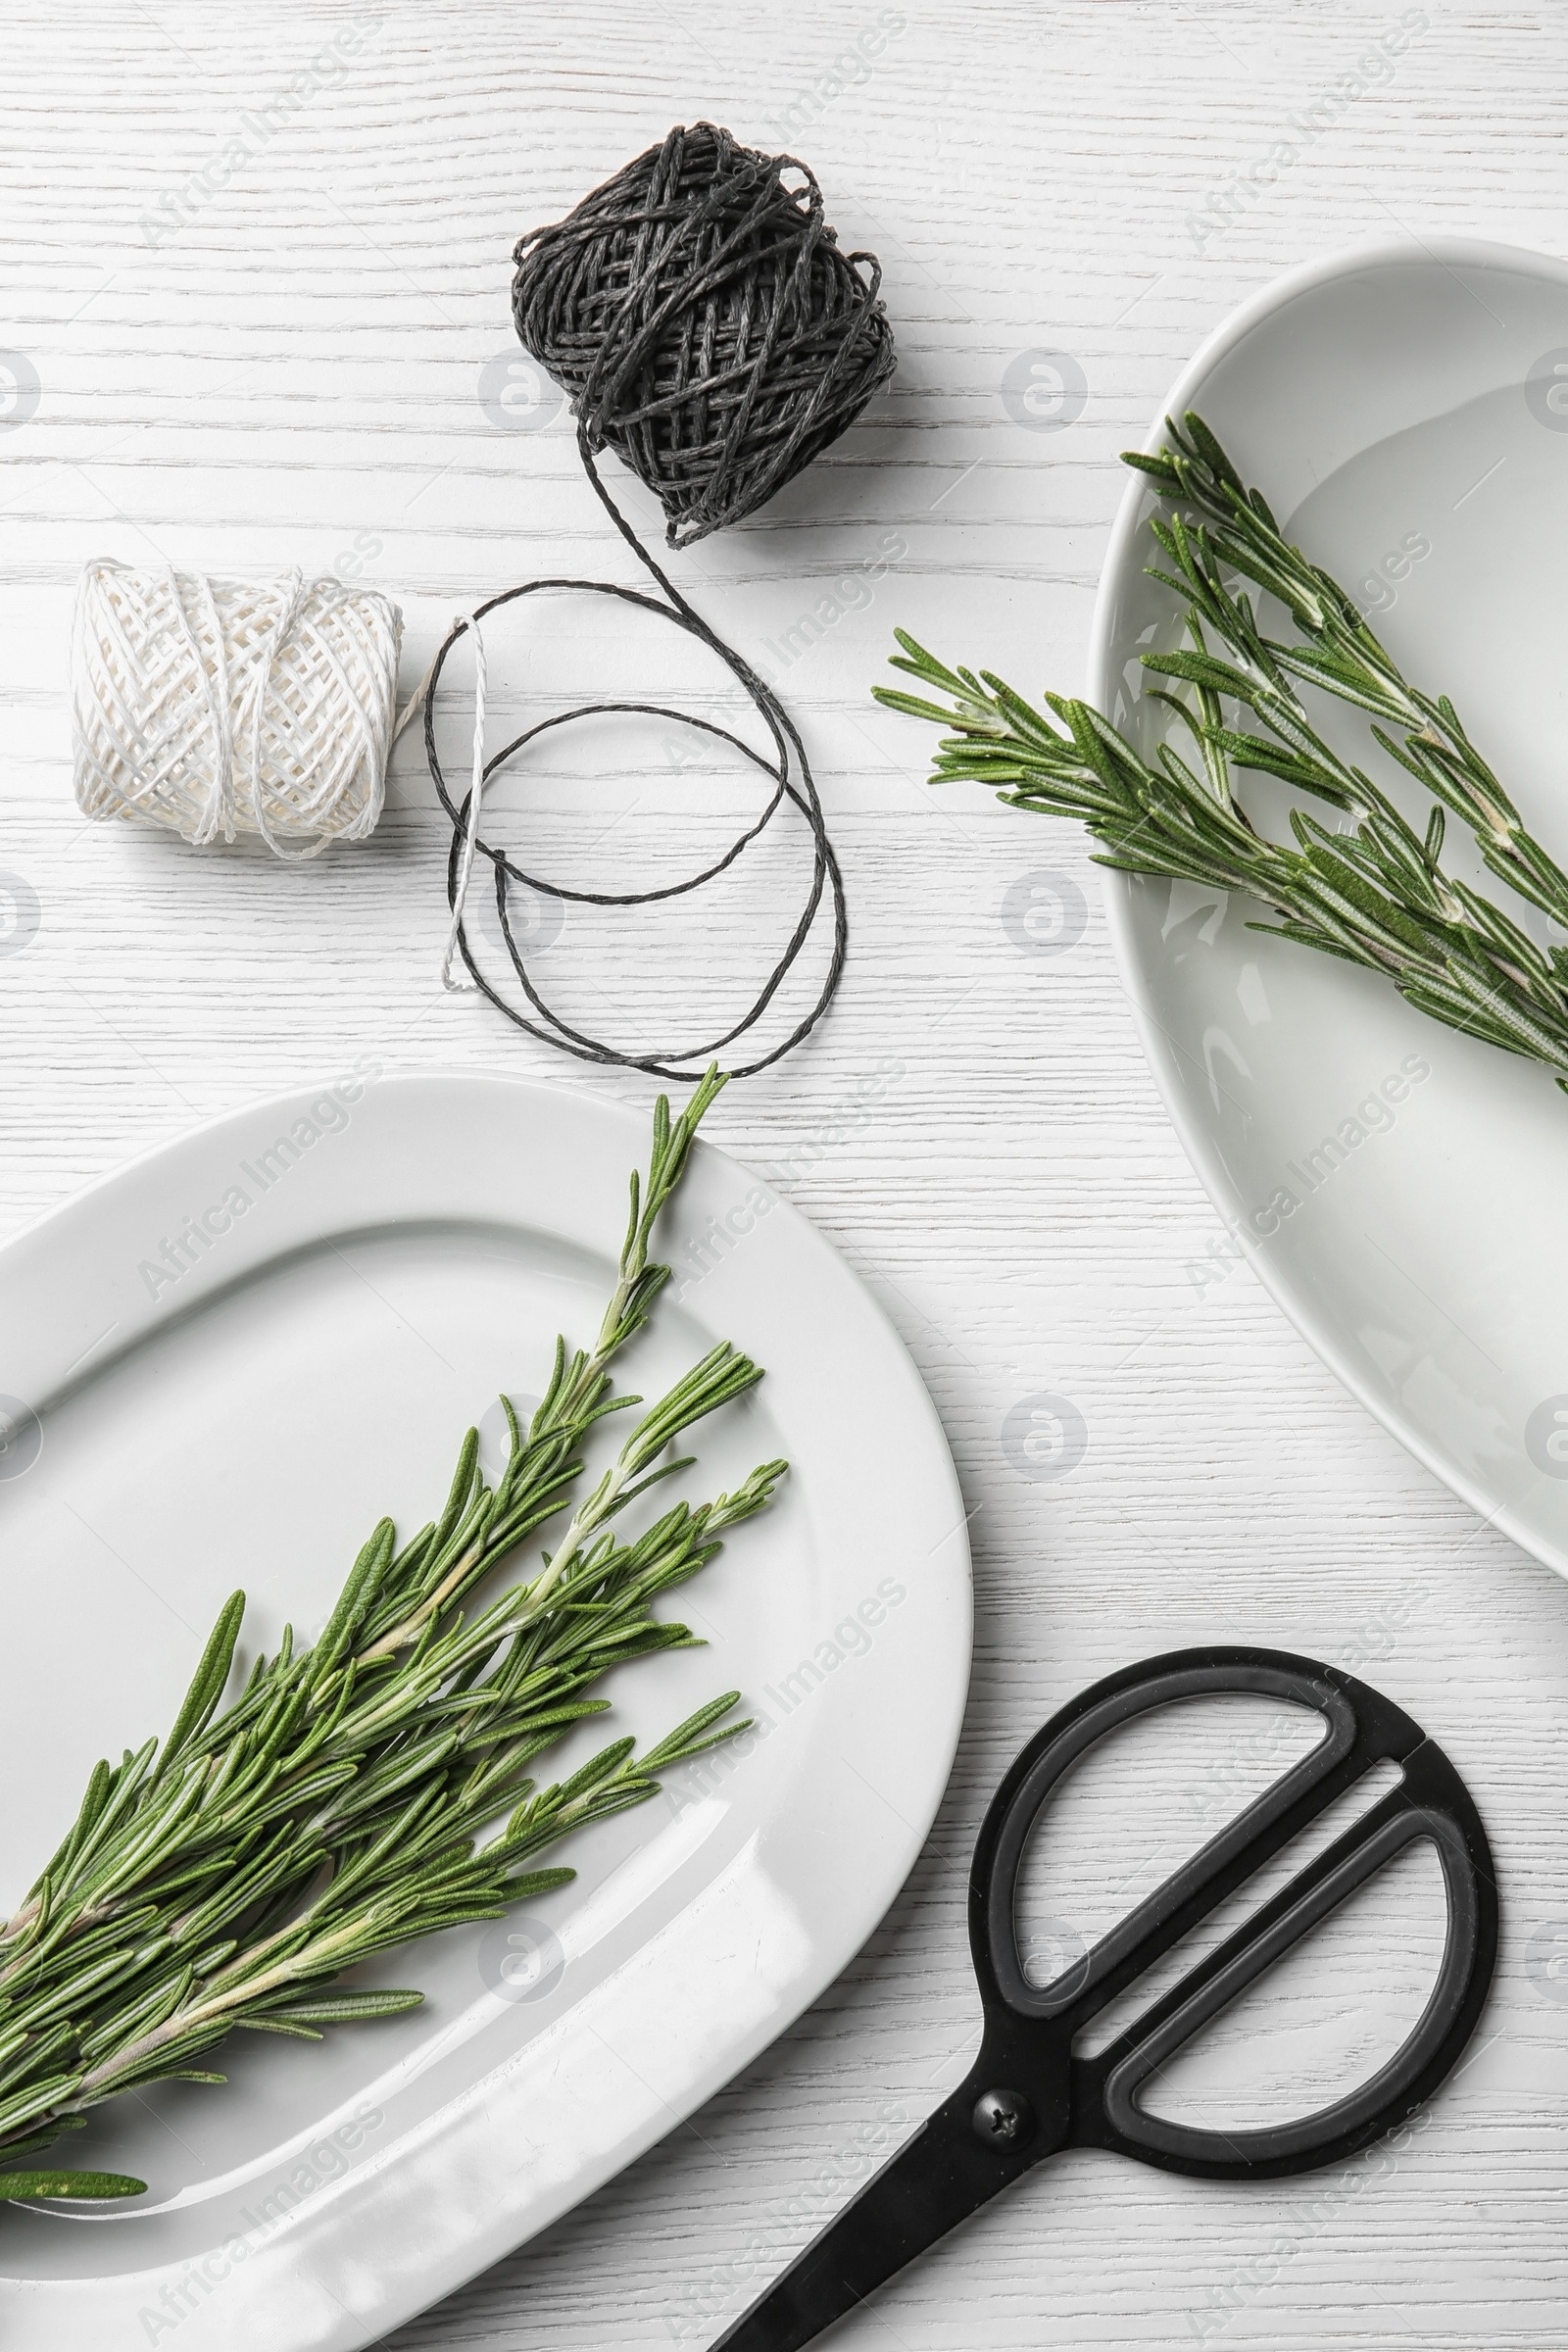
[876,412,1568,1088]
[0,1068,784,2203]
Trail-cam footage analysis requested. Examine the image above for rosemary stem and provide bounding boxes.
[0,1072,784,2201]
[874,413,1568,1096]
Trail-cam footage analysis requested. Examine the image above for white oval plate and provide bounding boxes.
[1092,237,1568,1575]
[0,1071,970,2349]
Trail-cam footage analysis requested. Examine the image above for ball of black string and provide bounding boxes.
[422,123,895,1082]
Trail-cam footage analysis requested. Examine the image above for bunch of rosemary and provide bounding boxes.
[876,412,1568,1087]
[0,1069,784,2205]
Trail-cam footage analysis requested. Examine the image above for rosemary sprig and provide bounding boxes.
[354,1062,731,1660]
[0,1070,786,2201]
[1126,414,1568,932]
[874,415,1568,1087]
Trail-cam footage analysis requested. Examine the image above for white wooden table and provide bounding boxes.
[7,3,1568,2343]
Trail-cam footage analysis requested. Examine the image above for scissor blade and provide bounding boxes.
[710,2092,1032,2351]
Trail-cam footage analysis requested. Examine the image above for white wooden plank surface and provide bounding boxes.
[6,1,1568,2343]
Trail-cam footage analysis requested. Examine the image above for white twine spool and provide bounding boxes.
[72,561,404,860]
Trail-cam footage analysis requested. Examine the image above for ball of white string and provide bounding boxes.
[72,560,404,860]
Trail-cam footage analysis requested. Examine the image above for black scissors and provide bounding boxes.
[712,1644,1496,2351]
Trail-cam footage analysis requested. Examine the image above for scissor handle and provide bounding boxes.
[709,1647,1497,2350]
[966,1645,1496,2179]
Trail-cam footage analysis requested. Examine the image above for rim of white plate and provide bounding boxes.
[1090,233,1568,1577]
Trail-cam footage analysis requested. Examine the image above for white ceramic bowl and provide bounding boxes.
[1092,237,1568,1574]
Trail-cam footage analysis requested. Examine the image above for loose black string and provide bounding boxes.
[424,430,849,1083]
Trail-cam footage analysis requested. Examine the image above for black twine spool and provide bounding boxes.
[424,123,896,1083]
[514,120,896,550]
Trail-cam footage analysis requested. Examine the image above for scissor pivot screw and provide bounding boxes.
[972,2087,1034,2148]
